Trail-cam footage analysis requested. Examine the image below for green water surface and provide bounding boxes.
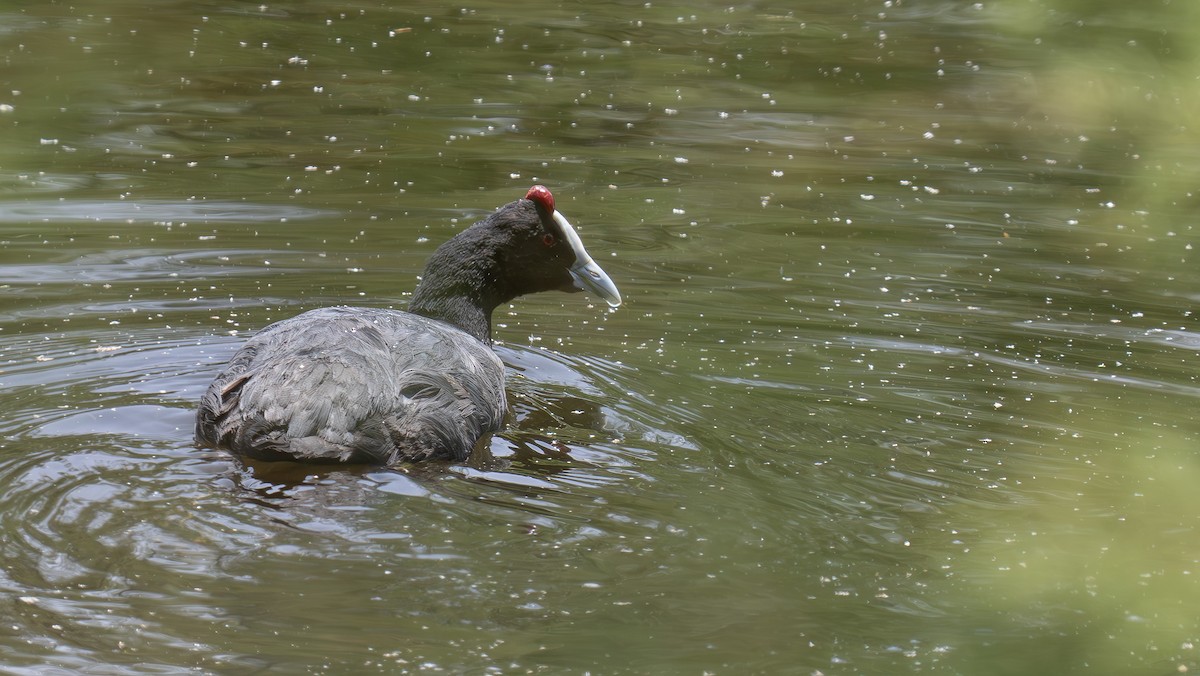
[1,1,1198,673]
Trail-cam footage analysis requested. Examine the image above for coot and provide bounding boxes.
[195,186,620,464]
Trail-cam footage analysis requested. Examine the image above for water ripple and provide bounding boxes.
[0,200,335,224]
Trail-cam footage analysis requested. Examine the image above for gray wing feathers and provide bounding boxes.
[196,307,505,463]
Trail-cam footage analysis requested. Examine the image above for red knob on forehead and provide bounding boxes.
[525,185,555,212]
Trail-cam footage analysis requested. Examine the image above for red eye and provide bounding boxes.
[542,233,557,247]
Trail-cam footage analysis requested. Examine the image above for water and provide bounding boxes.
[2,0,1199,673]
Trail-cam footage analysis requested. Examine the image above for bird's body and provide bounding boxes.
[195,186,620,464]
[195,307,505,464]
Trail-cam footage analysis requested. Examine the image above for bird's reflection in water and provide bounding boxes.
[220,386,615,507]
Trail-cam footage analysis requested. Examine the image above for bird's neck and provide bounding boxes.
[409,293,493,342]
[407,228,509,343]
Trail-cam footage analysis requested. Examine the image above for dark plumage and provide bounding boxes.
[195,186,621,464]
